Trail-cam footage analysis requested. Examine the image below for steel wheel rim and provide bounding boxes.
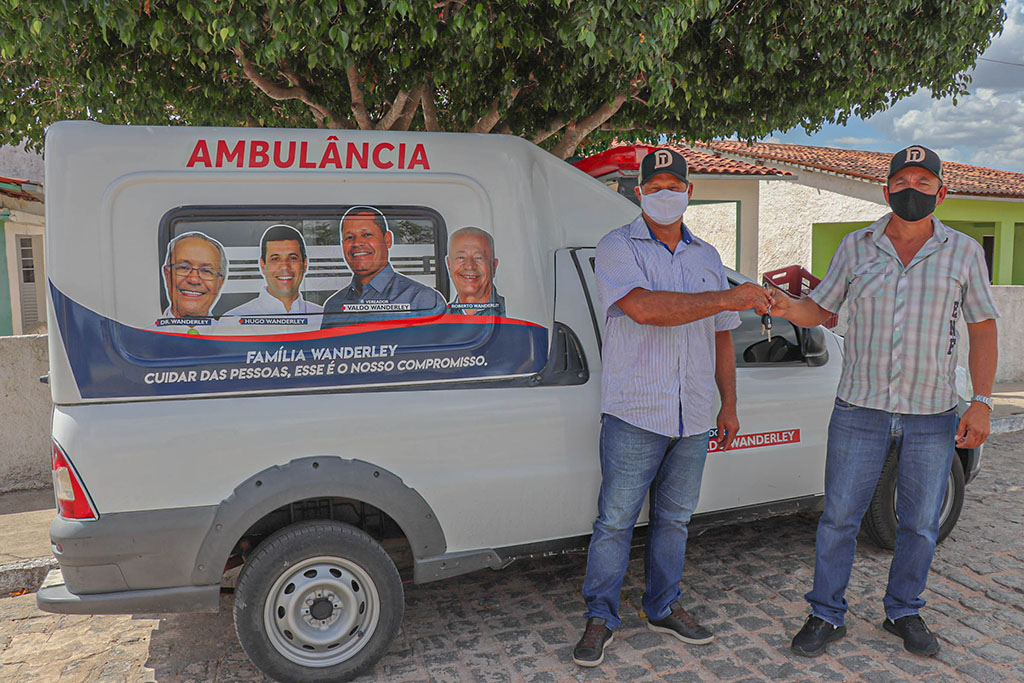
[262,555,381,667]
[892,470,955,526]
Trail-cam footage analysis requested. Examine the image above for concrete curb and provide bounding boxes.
[992,414,1024,435]
[0,557,57,595]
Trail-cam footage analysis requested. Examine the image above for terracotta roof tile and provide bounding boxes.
[0,176,43,203]
[694,140,1024,199]
[575,143,790,178]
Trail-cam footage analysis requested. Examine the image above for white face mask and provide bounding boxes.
[639,188,689,225]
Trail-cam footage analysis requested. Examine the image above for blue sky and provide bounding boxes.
[767,0,1024,173]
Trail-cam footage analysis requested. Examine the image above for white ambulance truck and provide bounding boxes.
[36,122,978,682]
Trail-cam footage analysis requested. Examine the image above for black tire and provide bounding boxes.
[233,520,403,683]
[862,450,966,550]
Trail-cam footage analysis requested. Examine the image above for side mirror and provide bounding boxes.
[801,326,829,367]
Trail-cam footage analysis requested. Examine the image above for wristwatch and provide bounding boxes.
[971,394,993,410]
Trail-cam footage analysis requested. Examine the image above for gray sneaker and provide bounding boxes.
[647,602,714,645]
[572,617,614,667]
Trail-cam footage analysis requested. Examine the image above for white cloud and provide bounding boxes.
[969,0,1024,93]
[873,88,1024,169]
[769,1,1024,172]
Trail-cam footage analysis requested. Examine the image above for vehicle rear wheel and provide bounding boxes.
[233,520,403,682]
[861,450,965,551]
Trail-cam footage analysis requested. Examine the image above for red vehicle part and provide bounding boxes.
[51,440,98,520]
[571,144,658,178]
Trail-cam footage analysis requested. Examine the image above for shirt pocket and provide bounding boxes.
[847,260,892,300]
[681,264,722,293]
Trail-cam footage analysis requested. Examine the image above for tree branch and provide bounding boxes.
[550,87,638,159]
[469,87,520,134]
[532,116,565,144]
[233,47,347,129]
[346,65,374,130]
[393,85,425,131]
[376,89,411,130]
[422,88,441,132]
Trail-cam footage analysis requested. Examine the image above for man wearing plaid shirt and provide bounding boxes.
[772,146,999,658]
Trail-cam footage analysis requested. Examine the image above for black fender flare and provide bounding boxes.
[189,457,446,585]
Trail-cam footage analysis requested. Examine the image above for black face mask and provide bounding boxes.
[888,188,937,222]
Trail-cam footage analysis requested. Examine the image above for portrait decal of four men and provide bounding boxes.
[156,207,502,332]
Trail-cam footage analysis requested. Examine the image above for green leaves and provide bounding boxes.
[0,0,1006,158]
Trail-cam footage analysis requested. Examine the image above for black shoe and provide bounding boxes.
[647,602,714,645]
[883,615,940,656]
[790,615,847,657]
[572,617,614,667]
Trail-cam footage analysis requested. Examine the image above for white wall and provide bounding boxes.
[686,202,737,268]
[685,177,761,277]
[0,142,44,183]
[957,286,1024,384]
[756,175,886,275]
[687,158,887,278]
[0,335,51,493]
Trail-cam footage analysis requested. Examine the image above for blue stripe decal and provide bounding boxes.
[51,283,548,399]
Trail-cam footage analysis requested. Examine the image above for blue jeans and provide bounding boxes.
[806,398,958,626]
[582,414,709,629]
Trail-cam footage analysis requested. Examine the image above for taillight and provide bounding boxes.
[51,440,97,520]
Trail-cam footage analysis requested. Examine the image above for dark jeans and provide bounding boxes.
[582,414,709,629]
[806,398,958,626]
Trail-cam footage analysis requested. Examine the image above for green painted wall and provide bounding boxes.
[810,197,1024,284]
[811,221,872,277]
[0,222,13,335]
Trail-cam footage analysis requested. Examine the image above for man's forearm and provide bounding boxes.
[773,295,832,328]
[715,331,737,409]
[967,319,998,397]
[622,289,730,326]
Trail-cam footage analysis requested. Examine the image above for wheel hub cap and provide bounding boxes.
[262,556,382,667]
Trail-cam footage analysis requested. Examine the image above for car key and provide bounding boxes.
[761,281,772,341]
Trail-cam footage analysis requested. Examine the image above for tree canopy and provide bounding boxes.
[0,1,1006,158]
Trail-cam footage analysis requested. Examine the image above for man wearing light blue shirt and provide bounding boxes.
[573,149,773,667]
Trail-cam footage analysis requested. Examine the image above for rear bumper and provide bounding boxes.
[36,569,220,614]
[45,504,218,607]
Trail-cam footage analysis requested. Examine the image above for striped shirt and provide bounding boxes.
[596,216,740,437]
[809,214,999,415]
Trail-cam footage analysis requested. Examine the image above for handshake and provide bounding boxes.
[724,281,828,329]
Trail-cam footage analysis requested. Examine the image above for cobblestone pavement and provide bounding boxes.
[3,430,1023,682]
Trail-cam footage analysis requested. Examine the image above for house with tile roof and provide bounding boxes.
[597,140,1023,382]
[0,175,45,335]
[572,143,792,278]
[692,140,1024,287]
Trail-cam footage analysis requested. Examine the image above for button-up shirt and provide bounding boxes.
[596,216,740,437]
[809,214,999,415]
[321,264,447,329]
[224,287,324,331]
